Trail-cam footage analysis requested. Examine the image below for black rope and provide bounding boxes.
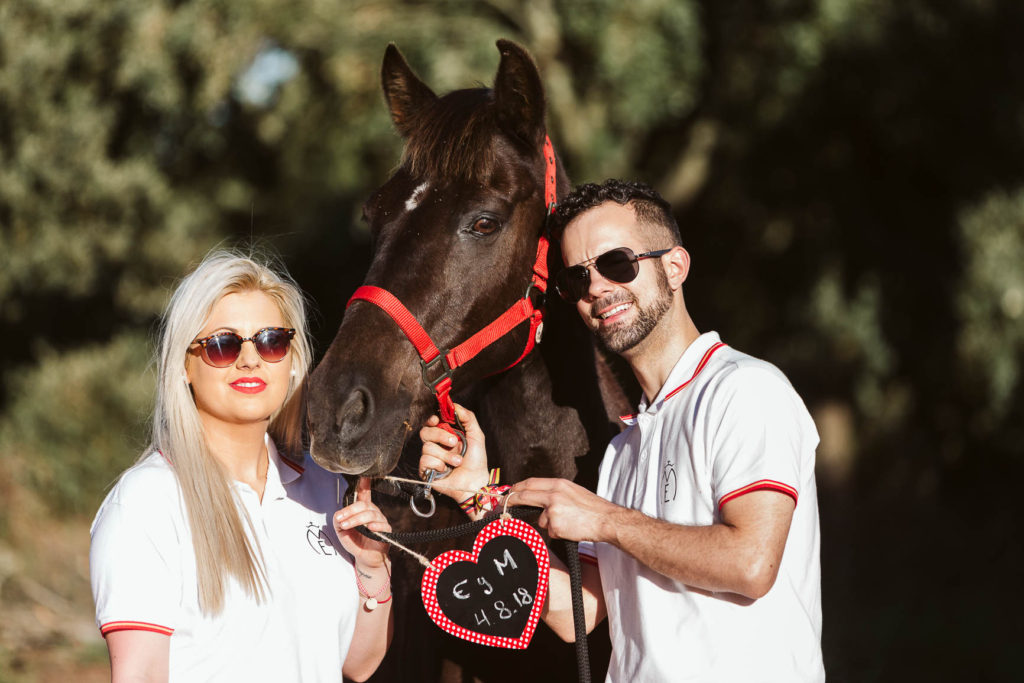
[562,539,592,683]
[355,506,591,683]
[356,505,540,545]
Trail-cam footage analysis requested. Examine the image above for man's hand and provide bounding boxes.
[509,477,623,543]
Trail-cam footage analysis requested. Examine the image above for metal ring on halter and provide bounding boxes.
[410,492,435,518]
[410,469,438,518]
[411,465,455,518]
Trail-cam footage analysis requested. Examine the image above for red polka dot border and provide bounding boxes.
[420,518,550,649]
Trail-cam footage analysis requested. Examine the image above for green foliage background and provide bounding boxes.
[2,0,1023,680]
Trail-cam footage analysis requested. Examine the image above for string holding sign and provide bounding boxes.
[421,517,550,649]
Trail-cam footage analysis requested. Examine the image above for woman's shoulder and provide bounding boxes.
[98,452,181,515]
[90,453,187,571]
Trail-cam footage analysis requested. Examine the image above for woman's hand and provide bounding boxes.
[334,477,391,569]
[337,479,394,681]
[418,403,489,505]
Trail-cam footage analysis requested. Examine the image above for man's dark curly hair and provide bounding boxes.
[549,179,682,247]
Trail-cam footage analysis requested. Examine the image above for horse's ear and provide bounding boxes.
[381,43,438,138]
[493,39,546,149]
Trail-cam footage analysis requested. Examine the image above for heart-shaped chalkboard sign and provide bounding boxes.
[421,518,550,649]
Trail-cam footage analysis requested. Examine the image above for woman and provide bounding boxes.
[90,250,392,682]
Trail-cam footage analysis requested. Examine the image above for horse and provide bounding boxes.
[305,39,633,683]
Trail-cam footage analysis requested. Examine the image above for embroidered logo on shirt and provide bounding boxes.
[307,522,339,555]
[662,462,678,503]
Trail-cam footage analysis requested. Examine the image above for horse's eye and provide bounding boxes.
[471,217,500,235]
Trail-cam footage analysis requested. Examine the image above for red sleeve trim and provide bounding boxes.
[100,621,174,637]
[580,553,598,567]
[718,480,798,509]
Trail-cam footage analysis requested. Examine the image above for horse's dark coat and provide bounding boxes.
[305,40,633,683]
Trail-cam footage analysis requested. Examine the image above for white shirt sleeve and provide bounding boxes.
[90,472,185,636]
[577,540,598,565]
[706,365,810,509]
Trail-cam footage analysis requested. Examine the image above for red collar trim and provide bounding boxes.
[619,341,727,423]
[279,456,304,475]
[663,341,727,400]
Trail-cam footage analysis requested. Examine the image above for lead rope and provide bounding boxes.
[564,538,591,683]
[353,484,592,683]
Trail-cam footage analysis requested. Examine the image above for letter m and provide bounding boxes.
[493,549,518,576]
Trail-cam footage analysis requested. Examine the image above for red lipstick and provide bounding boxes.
[230,377,267,394]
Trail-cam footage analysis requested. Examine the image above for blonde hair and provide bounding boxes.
[149,248,312,614]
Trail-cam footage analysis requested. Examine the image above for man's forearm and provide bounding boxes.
[600,491,794,600]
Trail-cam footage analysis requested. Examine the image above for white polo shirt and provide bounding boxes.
[581,332,824,682]
[90,437,360,682]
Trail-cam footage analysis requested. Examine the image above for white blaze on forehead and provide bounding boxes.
[404,182,430,212]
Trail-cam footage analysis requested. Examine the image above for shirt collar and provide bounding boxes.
[265,434,302,499]
[636,331,723,415]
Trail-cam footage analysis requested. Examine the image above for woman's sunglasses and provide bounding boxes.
[554,247,671,303]
[191,327,296,368]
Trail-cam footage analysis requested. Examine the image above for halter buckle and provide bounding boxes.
[420,351,453,392]
[524,281,546,310]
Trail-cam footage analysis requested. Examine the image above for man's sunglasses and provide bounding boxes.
[191,327,296,368]
[554,247,671,303]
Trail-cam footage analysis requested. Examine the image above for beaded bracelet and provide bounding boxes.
[459,468,511,514]
[354,564,392,611]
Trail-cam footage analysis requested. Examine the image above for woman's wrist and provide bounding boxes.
[354,562,392,611]
[354,551,390,572]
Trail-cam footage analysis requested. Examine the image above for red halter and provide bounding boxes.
[346,136,557,433]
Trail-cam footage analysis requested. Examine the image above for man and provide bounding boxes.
[420,179,824,682]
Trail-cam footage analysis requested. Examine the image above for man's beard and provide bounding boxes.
[593,269,672,354]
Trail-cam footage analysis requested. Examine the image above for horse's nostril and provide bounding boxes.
[335,386,373,441]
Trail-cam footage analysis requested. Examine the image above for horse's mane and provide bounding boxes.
[401,88,497,182]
